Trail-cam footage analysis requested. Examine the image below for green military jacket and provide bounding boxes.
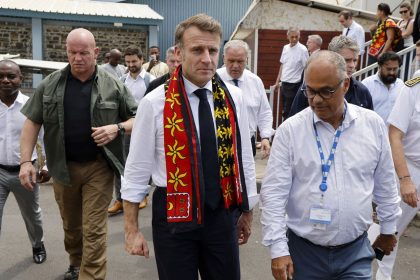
[21,65,137,186]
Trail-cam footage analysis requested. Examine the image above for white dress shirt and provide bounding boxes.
[387,83,420,165]
[0,92,43,165]
[342,20,366,55]
[122,76,259,209]
[217,67,274,138]
[362,73,404,123]
[280,42,309,83]
[124,69,156,104]
[260,103,401,259]
[101,63,126,78]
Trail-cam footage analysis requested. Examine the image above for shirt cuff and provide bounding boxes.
[120,176,150,203]
[247,194,260,210]
[380,221,398,235]
[269,240,290,259]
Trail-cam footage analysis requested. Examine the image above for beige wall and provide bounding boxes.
[241,1,375,32]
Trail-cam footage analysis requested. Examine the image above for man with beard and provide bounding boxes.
[362,52,404,123]
[107,46,155,215]
[289,35,373,117]
[142,46,169,78]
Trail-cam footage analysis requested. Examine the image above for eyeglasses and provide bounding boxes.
[302,80,344,99]
[400,10,409,14]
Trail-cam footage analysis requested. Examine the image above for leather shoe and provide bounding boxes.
[139,197,148,209]
[108,200,123,215]
[33,242,47,264]
[64,265,80,280]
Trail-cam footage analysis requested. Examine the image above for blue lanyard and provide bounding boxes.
[312,107,346,193]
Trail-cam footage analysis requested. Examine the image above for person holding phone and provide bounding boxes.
[141,46,169,78]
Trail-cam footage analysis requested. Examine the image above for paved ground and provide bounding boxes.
[1,150,419,279]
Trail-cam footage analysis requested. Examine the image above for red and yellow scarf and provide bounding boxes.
[163,66,244,224]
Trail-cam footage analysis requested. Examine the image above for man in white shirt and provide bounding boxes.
[376,76,420,280]
[338,10,366,56]
[306,34,322,55]
[142,46,169,78]
[108,46,155,215]
[0,60,49,264]
[260,51,401,280]
[217,40,273,158]
[122,14,258,280]
[362,52,404,123]
[101,48,126,78]
[274,27,309,120]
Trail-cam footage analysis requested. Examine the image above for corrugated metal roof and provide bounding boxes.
[0,0,163,20]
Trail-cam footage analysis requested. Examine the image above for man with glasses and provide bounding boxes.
[260,50,401,280]
[289,35,373,117]
[362,52,404,123]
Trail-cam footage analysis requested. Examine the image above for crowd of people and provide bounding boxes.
[0,2,419,280]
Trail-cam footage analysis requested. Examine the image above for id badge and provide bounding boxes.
[309,206,332,230]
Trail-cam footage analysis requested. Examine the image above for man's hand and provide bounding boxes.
[271,256,294,280]
[372,233,397,256]
[147,59,158,72]
[19,162,37,191]
[400,177,419,208]
[37,169,51,183]
[261,138,271,159]
[125,230,150,258]
[91,124,119,146]
[237,211,253,245]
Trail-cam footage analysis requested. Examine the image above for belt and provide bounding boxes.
[288,229,367,250]
[0,160,36,173]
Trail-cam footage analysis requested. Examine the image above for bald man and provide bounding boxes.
[101,48,127,78]
[19,28,137,280]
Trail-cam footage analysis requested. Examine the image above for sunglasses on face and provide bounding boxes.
[302,80,344,99]
[400,10,409,14]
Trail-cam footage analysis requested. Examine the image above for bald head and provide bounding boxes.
[66,28,96,49]
[66,28,99,81]
[109,49,122,66]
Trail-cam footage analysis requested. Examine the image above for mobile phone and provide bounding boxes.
[374,247,384,260]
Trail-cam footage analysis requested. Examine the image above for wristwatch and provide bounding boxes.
[117,123,125,135]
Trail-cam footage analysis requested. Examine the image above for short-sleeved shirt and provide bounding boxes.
[280,42,309,83]
[387,79,420,165]
[142,61,169,78]
[21,65,137,185]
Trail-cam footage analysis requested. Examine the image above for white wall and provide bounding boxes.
[241,1,375,32]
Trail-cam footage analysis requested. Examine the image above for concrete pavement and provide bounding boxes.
[1,150,419,279]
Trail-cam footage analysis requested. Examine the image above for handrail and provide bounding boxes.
[353,44,417,81]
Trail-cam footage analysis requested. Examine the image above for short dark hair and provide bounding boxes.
[338,10,353,20]
[377,3,391,16]
[124,46,144,59]
[149,46,159,50]
[378,52,402,67]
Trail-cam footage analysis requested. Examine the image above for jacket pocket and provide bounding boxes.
[97,101,118,110]
[43,95,58,123]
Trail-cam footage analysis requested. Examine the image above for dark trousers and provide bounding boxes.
[288,230,374,280]
[152,187,240,280]
[250,135,256,157]
[281,82,302,120]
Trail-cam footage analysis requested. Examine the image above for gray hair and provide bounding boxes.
[223,40,250,54]
[166,46,176,57]
[287,27,300,36]
[308,35,323,47]
[328,35,360,54]
[305,50,347,81]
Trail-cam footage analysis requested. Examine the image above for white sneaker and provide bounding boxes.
[376,269,391,280]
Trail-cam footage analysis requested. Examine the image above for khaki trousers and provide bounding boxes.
[53,156,113,280]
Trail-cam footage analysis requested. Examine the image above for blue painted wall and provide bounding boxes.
[129,0,252,62]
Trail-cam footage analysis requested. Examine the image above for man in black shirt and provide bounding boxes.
[289,35,373,117]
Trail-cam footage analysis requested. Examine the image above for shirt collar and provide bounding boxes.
[183,76,213,97]
[222,67,244,82]
[374,72,397,88]
[313,100,358,128]
[127,68,147,81]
